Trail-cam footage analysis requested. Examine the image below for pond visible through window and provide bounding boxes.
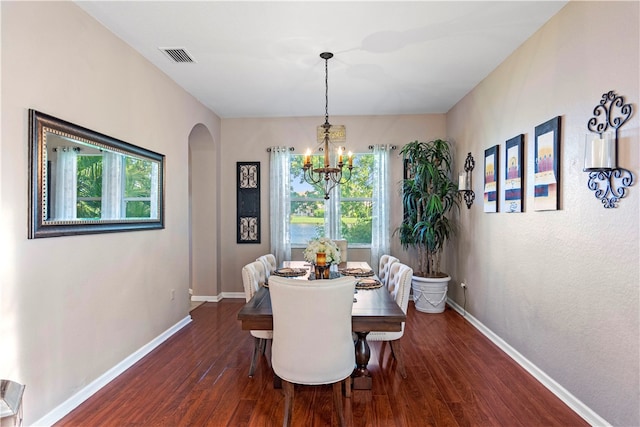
[290,153,373,246]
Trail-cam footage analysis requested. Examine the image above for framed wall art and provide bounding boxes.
[237,162,260,243]
[534,116,561,211]
[505,134,524,213]
[483,145,499,213]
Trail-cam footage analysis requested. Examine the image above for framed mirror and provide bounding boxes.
[28,109,165,238]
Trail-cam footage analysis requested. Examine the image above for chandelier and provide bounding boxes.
[302,52,353,200]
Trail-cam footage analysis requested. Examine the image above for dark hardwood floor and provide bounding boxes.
[56,300,588,426]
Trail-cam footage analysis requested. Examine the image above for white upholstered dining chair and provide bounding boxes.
[268,275,356,427]
[257,254,277,278]
[378,254,399,288]
[367,262,413,378]
[241,260,272,377]
[332,239,348,268]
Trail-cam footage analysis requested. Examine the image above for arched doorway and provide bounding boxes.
[188,124,219,303]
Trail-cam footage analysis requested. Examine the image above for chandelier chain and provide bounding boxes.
[302,52,353,200]
[324,56,329,126]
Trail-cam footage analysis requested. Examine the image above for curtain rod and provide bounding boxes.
[266,147,295,152]
[266,146,397,152]
[368,145,397,150]
[53,147,81,152]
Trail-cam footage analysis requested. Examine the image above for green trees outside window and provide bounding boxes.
[124,157,153,218]
[76,154,153,219]
[290,153,373,246]
[77,155,102,218]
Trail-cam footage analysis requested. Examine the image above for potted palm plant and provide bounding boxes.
[397,139,460,313]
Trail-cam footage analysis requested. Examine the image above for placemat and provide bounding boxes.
[355,278,383,289]
[272,267,308,277]
[339,267,375,277]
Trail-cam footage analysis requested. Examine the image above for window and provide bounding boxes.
[289,153,373,247]
[75,154,154,219]
[76,154,103,219]
[123,156,154,218]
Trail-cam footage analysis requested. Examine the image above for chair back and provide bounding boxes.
[242,261,266,302]
[257,254,277,278]
[378,254,399,287]
[387,262,414,314]
[332,239,348,266]
[268,275,356,385]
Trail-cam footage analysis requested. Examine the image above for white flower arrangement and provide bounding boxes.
[304,237,341,265]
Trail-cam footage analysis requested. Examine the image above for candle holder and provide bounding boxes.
[458,152,475,209]
[313,252,330,279]
[313,264,331,279]
[316,252,326,266]
[585,91,634,208]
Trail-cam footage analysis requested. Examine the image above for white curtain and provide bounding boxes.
[150,162,159,219]
[101,151,124,219]
[325,187,341,239]
[53,147,78,220]
[370,144,391,271]
[269,147,291,265]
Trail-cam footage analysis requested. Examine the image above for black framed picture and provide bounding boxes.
[483,145,499,213]
[505,134,524,213]
[534,116,561,211]
[237,162,260,243]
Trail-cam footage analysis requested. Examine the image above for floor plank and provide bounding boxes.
[55,300,589,427]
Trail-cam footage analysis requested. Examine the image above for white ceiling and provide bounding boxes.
[75,1,567,119]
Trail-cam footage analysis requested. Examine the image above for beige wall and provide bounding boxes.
[446,2,639,425]
[2,1,638,425]
[219,115,446,294]
[0,2,220,424]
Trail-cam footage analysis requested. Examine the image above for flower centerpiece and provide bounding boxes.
[304,237,341,279]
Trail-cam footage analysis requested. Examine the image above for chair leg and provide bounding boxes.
[389,340,407,379]
[282,380,294,427]
[333,381,346,427]
[378,341,388,364]
[249,337,262,377]
[344,376,352,398]
[259,337,268,354]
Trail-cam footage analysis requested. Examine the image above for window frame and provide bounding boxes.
[289,152,373,249]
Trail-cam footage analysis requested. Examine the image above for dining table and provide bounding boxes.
[237,261,406,390]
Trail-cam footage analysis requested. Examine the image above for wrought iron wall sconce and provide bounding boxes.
[584,90,634,208]
[458,152,475,209]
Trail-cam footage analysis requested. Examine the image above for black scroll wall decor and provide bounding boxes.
[237,162,260,243]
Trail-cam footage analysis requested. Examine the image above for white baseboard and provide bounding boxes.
[446,298,610,427]
[191,294,221,302]
[220,292,245,300]
[33,315,193,427]
[191,292,244,302]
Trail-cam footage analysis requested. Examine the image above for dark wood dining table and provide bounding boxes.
[236,261,406,390]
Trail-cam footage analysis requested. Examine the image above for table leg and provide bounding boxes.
[352,331,372,390]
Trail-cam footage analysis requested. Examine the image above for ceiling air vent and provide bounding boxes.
[160,48,195,63]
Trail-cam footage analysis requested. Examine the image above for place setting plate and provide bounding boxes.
[339,267,374,277]
[355,278,383,290]
[272,267,308,278]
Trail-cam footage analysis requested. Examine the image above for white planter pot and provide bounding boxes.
[411,275,451,313]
